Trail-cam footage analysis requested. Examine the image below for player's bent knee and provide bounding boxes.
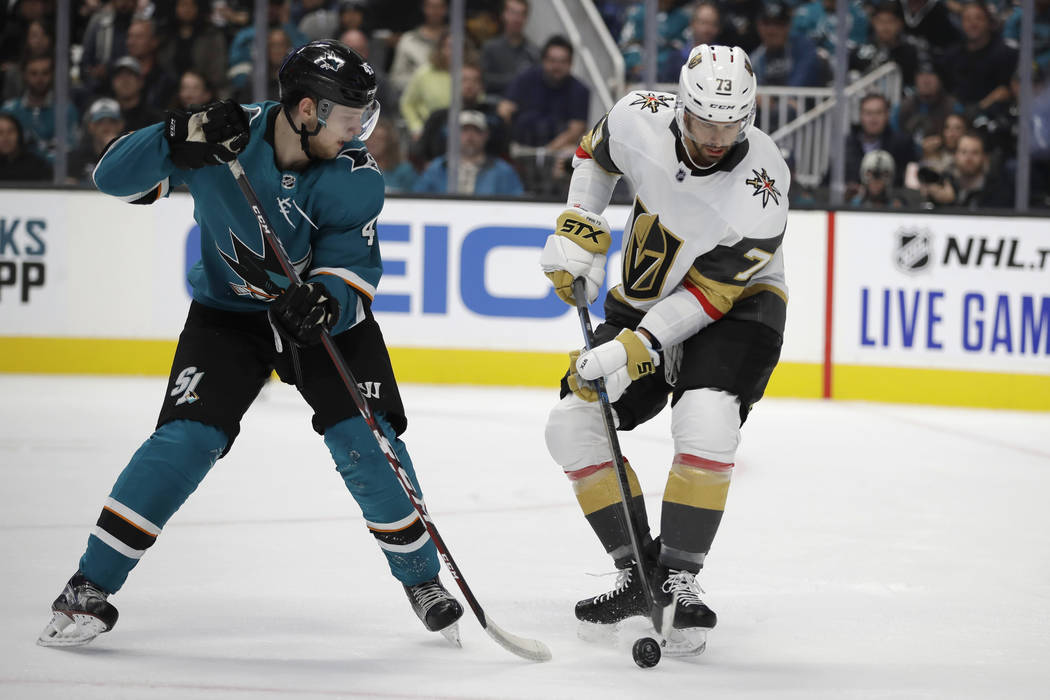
[545,395,611,472]
[671,389,742,464]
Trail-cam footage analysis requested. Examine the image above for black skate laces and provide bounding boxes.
[662,570,705,607]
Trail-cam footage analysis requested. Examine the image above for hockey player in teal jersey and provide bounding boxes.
[37,41,464,648]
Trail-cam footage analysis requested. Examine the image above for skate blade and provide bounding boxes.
[576,619,620,646]
[37,612,108,648]
[439,622,462,648]
[659,627,707,657]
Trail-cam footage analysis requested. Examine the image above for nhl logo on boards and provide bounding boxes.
[894,227,932,273]
[281,174,296,189]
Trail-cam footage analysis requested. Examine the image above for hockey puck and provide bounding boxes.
[632,636,661,668]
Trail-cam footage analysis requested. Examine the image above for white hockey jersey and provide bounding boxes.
[576,90,790,333]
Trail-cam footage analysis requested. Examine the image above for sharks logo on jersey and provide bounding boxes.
[338,146,381,174]
[217,228,311,301]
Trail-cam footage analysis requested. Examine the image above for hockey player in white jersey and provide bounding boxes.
[541,44,789,655]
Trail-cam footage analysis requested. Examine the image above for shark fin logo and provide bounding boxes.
[217,228,311,301]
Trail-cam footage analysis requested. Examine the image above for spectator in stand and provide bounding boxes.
[1003,0,1050,74]
[399,31,454,140]
[937,1,1017,113]
[971,70,1021,174]
[718,0,762,53]
[234,27,293,103]
[918,131,1010,208]
[1,54,78,162]
[174,69,215,109]
[850,149,918,208]
[849,1,921,88]
[156,0,229,99]
[498,35,589,151]
[389,0,449,97]
[228,0,308,96]
[80,0,137,98]
[0,111,51,181]
[337,0,368,34]
[413,110,523,195]
[298,0,339,40]
[480,0,539,97]
[338,28,397,119]
[67,97,124,184]
[417,61,508,162]
[109,56,163,132]
[915,111,967,179]
[898,0,961,57]
[894,62,963,146]
[1,18,53,102]
[843,92,916,195]
[0,0,54,68]
[369,117,418,193]
[680,1,722,61]
[125,17,178,112]
[750,2,825,89]
[618,0,691,83]
[791,0,869,56]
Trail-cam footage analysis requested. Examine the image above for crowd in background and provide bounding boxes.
[0,0,1047,210]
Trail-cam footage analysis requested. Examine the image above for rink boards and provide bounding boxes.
[0,189,1047,410]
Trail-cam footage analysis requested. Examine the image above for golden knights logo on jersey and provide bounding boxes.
[629,93,673,113]
[745,168,782,207]
[623,198,683,301]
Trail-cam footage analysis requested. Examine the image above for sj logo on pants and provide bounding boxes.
[172,366,205,406]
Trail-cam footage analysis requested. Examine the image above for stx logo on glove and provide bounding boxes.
[558,218,605,247]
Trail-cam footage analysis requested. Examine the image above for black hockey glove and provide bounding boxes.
[268,282,340,347]
[165,99,250,170]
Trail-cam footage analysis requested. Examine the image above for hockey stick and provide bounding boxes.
[226,159,551,662]
[571,278,671,640]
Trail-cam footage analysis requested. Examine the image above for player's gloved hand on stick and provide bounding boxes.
[575,329,660,402]
[268,282,339,347]
[165,99,250,169]
[539,207,611,305]
[567,349,632,403]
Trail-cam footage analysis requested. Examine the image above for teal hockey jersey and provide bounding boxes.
[92,102,385,335]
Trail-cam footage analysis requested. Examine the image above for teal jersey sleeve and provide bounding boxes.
[92,122,185,204]
[303,145,386,335]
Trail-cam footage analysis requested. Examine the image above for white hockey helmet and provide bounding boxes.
[675,44,757,148]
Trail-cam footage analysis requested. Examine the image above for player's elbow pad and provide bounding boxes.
[638,289,714,349]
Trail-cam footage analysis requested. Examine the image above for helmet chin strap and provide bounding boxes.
[283,97,333,160]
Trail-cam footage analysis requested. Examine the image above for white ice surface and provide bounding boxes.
[1,375,1049,699]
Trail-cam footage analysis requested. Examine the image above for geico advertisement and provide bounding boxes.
[2,190,822,363]
[834,212,1050,374]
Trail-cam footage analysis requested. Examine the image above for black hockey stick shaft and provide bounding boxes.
[226,160,550,661]
[572,278,664,636]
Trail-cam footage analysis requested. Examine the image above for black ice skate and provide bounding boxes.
[650,566,716,656]
[37,572,119,647]
[404,575,463,646]
[575,565,648,625]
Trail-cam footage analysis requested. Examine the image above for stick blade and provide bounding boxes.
[483,618,552,662]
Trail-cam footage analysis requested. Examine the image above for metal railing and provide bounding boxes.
[768,62,903,188]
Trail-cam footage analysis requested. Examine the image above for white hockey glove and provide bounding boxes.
[575,329,660,402]
[539,207,611,306]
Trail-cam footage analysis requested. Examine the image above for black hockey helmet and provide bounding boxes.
[278,40,380,142]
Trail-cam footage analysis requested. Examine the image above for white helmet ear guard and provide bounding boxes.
[675,44,757,145]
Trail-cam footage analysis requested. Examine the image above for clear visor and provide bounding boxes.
[679,107,746,149]
[320,100,381,142]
